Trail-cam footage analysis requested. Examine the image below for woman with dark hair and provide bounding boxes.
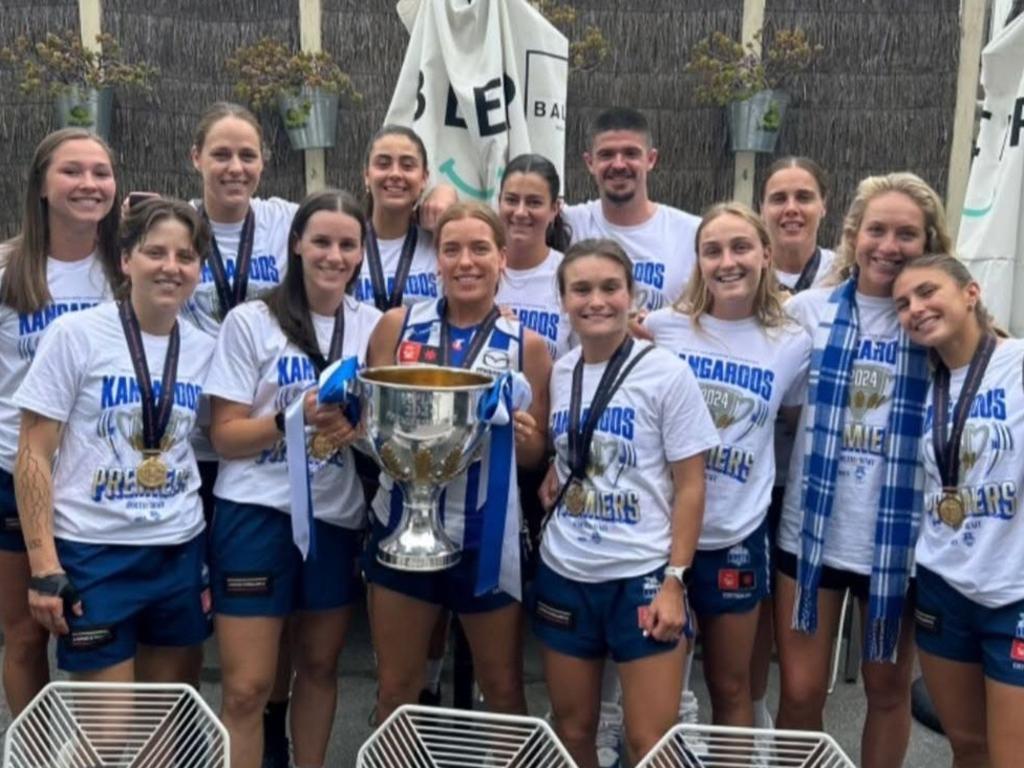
[204,189,380,768]
[0,128,121,713]
[497,153,573,361]
[535,238,718,767]
[893,255,1024,768]
[14,197,213,684]
[364,201,551,724]
[356,124,440,311]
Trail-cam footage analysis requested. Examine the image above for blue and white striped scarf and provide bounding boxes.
[794,277,929,662]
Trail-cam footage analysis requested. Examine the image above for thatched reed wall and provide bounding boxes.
[0,0,960,248]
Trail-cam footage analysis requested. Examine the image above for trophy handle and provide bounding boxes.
[376,482,461,571]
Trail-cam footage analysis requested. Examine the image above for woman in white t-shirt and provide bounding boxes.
[646,203,810,727]
[0,128,121,714]
[535,238,719,766]
[205,190,379,768]
[775,173,952,767]
[752,155,834,726]
[355,125,439,311]
[14,197,213,684]
[893,254,1024,768]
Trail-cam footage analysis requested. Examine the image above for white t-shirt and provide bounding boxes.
[13,302,213,545]
[354,225,439,309]
[369,299,525,547]
[203,298,381,528]
[775,248,836,291]
[563,200,700,312]
[497,248,573,361]
[774,248,836,487]
[0,252,111,472]
[777,288,901,574]
[182,197,297,337]
[646,310,811,549]
[540,343,720,581]
[917,339,1024,607]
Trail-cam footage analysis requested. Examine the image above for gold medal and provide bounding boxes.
[137,451,168,490]
[937,492,966,530]
[563,480,588,516]
[309,432,339,460]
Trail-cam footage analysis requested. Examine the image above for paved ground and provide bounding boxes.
[0,601,950,766]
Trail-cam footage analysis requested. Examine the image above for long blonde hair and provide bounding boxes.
[830,172,952,283]
[677,202,789,328]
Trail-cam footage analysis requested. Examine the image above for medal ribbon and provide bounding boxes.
[199,205,255,315]
[932,333,997,492]
[439,299,501,369]
[545,340,656,519]
[365,224,419,311]
[117,300,180,452]
[308,304,346,376]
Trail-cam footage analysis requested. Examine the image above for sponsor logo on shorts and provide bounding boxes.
[223,573,273,596]
[2,517,20,532]
[642,575,660,602]
[1011,639,1024,664]
[726,544,751,568]
[913,608,941,633]
[535,600,574,630]
[68,626,116,650]
[1015,613,1024,640]
[718,568,755,592]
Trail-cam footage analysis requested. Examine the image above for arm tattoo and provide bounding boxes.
[14,445,54,551]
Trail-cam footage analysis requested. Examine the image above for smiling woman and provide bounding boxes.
[0,128,123,717]
[12,197,215,693]
[203,188,380,768]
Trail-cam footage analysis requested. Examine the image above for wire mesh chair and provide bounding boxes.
[357,704,576,767]
[635,723,855,768]
[1,682,228,768]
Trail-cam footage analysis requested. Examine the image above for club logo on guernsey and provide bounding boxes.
[16,301,100,360]
[92,375,202,504]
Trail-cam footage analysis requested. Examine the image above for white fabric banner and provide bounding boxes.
[387,0,568,206]
[958,15,1024,336]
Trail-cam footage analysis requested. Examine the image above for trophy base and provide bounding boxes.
[376,547,461,572]
[376,523,462,572]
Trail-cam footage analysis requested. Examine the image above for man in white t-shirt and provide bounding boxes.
[563,108,701,315]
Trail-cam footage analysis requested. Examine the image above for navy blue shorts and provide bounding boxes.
[211,498,363,617]
[0,469,25,552]
[690,517,771,617]
[362,520,516,614]
[775,547,870,601]
[56,534,212,673]
[529,560,688,663]
[915,566,1024,687]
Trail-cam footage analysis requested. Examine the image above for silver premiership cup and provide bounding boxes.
[358,365,495,571]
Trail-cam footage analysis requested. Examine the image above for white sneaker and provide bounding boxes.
[677,689,709,757]
[595,702,623,768]
[753,708,774,767]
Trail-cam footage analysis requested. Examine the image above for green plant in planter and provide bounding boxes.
[686,27,822,108]
[760,99,782,132]
[531,0,610,71]
[226,37,362,113]
[0,30,157,96]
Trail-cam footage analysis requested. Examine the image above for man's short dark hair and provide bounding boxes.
[587,107,652,147]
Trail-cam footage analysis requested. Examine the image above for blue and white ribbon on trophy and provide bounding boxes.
[285,356,361,560]
[474,371,532,601]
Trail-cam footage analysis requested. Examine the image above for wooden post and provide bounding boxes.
[732,0,766,205]
[299,0,326,194]
[946,0,987,238]
[78,0,103,50]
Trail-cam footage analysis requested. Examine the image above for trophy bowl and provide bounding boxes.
[358,365,496,571]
